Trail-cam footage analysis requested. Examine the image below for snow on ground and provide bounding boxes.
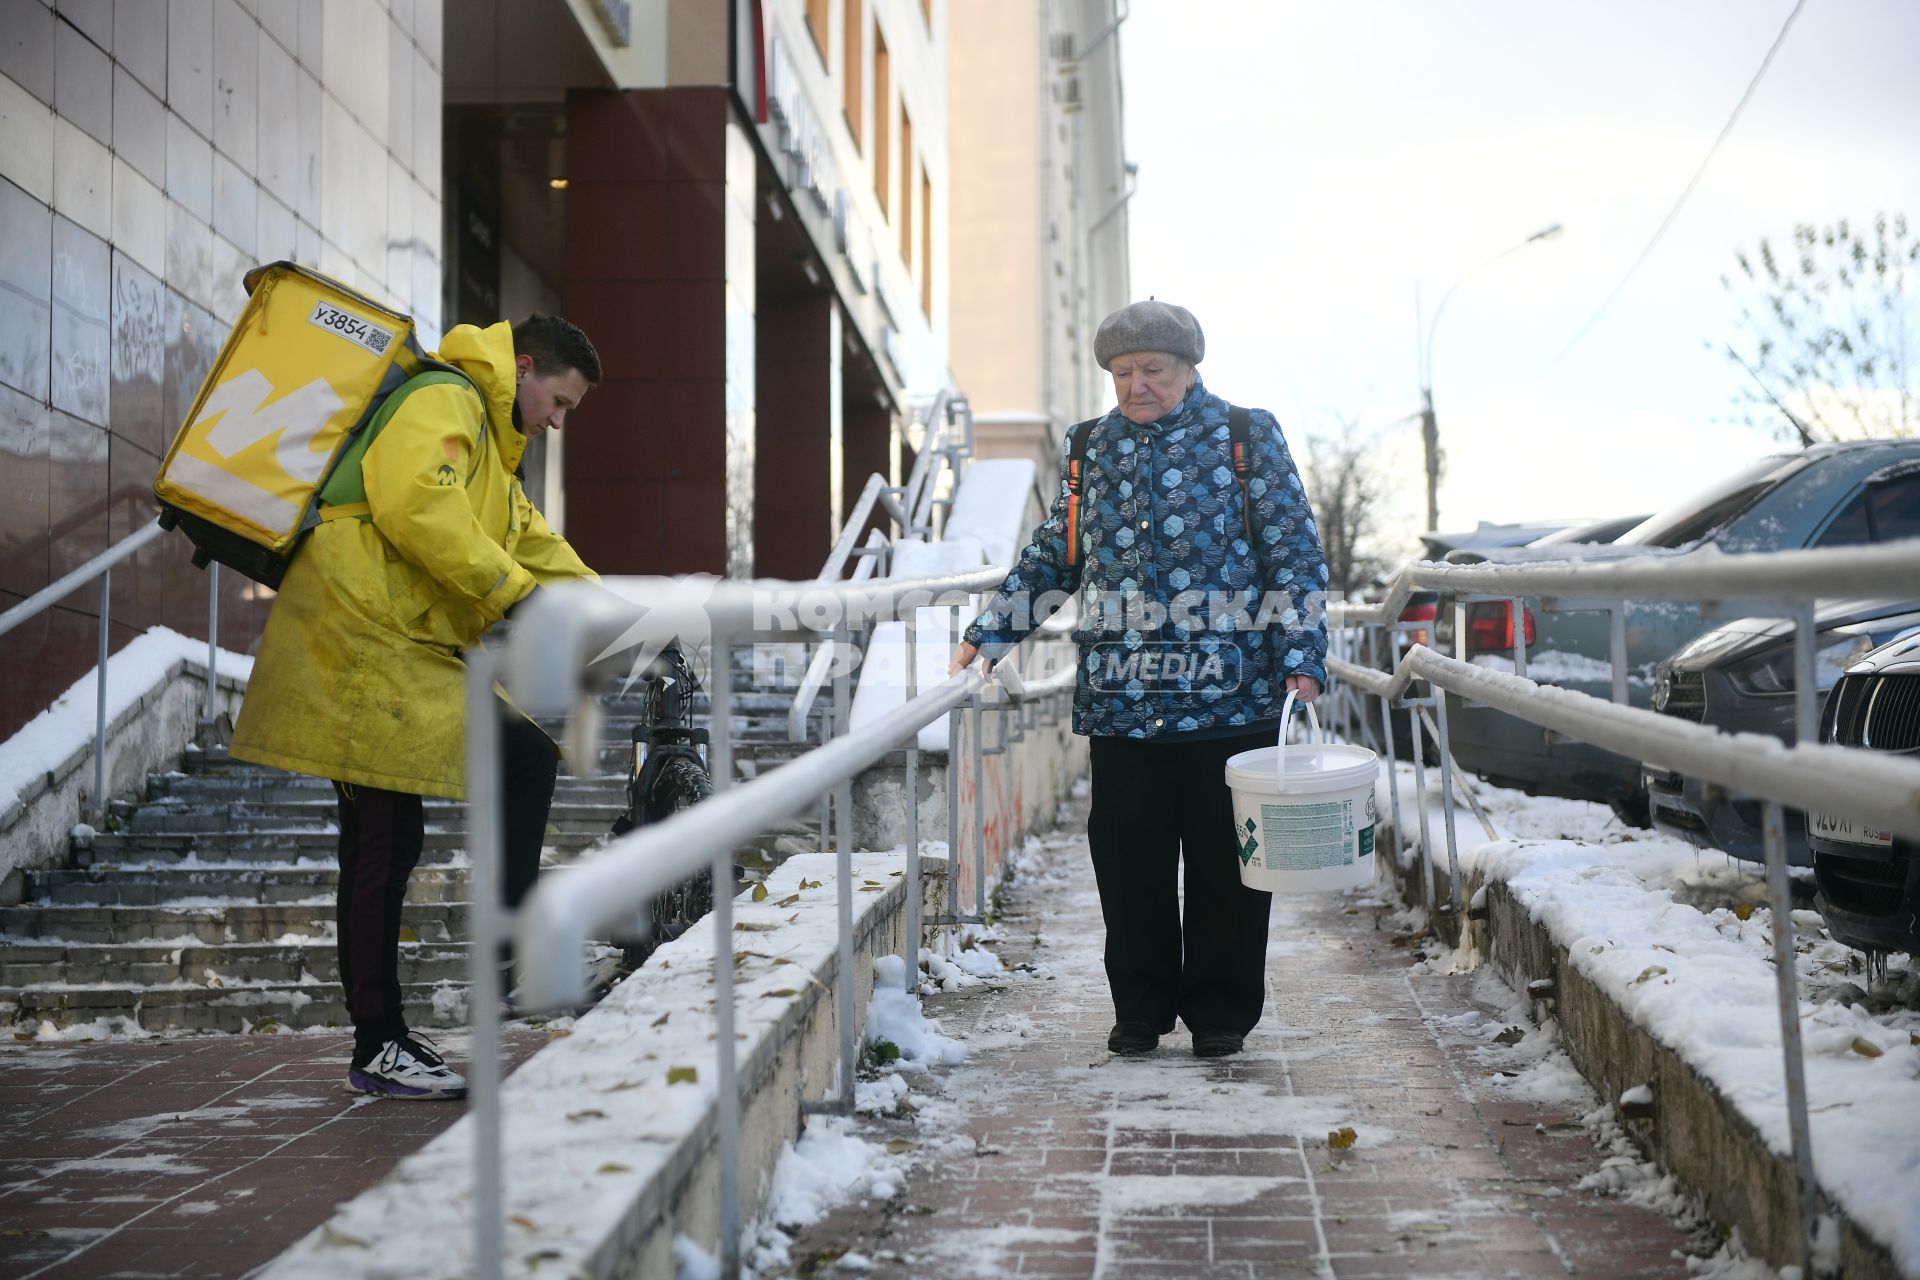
[0,626,252,818]
[1384,758,1920,1275]
[261,851,930,1280]
[742,891,1039,1275]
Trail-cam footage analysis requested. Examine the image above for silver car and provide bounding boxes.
[1434,441,1920,823]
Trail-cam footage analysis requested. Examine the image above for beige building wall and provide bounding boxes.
[947,0,1129,522]
[947,0,1043,424]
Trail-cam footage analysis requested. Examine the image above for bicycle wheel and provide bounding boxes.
[639,756,715,956]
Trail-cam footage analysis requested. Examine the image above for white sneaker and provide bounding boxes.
[348,1034,468,1100]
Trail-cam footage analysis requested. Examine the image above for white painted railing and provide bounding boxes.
[464,567,1070,1280]
[1326,535,1920,1278]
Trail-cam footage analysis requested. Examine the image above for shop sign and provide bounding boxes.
[767,36,835,217]
[586,0,631,46]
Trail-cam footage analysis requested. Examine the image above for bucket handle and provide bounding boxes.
[1275,689,1322,788]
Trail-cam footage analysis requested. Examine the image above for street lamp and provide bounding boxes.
[1417,222,1563,532]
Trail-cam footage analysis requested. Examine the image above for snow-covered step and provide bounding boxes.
[0,939,471,989]
[0,900,468,946]
[143,773,626,805]
[112,799,624,836]
[7,979,472,1034]
[71,826,603,866]
[23,865,473,907]
[3,644,819,1038]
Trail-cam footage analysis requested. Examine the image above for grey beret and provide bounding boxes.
[1094,300,1205,370]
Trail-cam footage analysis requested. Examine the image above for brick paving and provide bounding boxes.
[0,1027,547,1279]
[777,796,1710,1279]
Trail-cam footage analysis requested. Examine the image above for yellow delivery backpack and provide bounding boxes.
[153,261,470,588]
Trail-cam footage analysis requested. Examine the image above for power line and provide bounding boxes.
[1532,0,1808,379]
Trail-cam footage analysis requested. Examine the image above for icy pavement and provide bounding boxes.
[756,794,1725,1280]
[0,1026,550,1278]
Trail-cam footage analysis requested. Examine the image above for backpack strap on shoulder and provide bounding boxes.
[314,368,485,515]
[1227,405,1255,545]
[1062,416,1101,568]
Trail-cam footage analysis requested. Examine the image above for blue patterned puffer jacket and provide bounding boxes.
[964,376,1329,739]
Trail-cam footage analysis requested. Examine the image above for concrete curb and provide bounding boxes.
[2,653,248,887]
[257,850,948,1280]
[1383,830,1908,1279]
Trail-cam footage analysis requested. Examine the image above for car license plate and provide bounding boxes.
[1810,811,1893,847]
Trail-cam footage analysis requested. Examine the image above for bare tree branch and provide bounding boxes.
[1721,212,1919,443]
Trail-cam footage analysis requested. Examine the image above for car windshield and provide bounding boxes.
[1615,454,1813,549]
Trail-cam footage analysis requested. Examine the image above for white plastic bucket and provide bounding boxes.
[1225,691,1378,892]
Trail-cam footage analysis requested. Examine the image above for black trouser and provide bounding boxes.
[1086,731,1274,1037]
[334,711,560,1059]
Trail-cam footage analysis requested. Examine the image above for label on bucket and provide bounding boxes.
[1254,795,1374,871]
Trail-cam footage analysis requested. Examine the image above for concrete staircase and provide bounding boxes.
[0,651,831,1036]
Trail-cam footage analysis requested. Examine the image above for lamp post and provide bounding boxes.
[1418,222,1563,532]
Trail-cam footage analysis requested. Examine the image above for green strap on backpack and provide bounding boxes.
[316,370,487,513]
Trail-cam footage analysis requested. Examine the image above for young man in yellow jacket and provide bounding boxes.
[232,315,601,1098]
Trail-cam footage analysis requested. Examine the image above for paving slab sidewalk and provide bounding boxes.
[0,1027,547,1279]
[777,797,1713,1280]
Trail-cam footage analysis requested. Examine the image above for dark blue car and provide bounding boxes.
[1436,441,1920,822]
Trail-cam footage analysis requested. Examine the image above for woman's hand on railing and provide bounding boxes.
[1285,674,1322,703]
[948,641,988,677]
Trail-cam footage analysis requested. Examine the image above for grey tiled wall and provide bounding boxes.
[0,0,445,739]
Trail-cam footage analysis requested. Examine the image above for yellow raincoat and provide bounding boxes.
[231,322,594,798]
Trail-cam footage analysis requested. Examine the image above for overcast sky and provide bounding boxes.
[1118,0,1920,555]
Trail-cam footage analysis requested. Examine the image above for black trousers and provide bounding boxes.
[333,711,559,1055]
[1086,731,1274,1037]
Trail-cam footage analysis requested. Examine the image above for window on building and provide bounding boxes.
[921,165,933,317]
[843,0,863,149]
[899,106,913,263]
[805,0,829,62]
[874,30,890,214]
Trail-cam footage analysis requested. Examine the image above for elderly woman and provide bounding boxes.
[950,300,1329,1059]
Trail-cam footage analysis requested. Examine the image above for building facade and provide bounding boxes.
[547,0,949,580]
[0,0,952,740]
[0,0,447,738]
[947,0,1130,519]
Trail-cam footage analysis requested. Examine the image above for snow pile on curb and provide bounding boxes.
[1478,835,1920,1273]
[866,954,967,1069]
[745,957,965,1274]
[0,626,253,816]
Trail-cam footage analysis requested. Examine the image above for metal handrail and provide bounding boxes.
[468,566,1071,1280]
[816,475,891,583]
[789,530,888,742]
[790,390,976,736]
[0,518,166,640]
[1326,539,1920,1278]
[0,516,222,819]
[513,667,986,1007]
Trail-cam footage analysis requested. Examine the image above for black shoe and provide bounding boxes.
[1107,1022,1160,1055]
[1192,1031,1245,1058]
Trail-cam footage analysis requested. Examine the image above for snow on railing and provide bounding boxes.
[466,567,1066,1280]
[0,516,222,819]
[794,392,977,746]
[1325,535,1920,1279]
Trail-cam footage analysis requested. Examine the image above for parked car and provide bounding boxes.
[1524,512,1653,550]
[1417,519,1576,561]
[1432,441,1920,823]
[1645,599,1920,863]
[1384,515,1646,760]
[1809,632,1920,955]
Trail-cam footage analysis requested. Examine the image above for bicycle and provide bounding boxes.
[607,643,723,966]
